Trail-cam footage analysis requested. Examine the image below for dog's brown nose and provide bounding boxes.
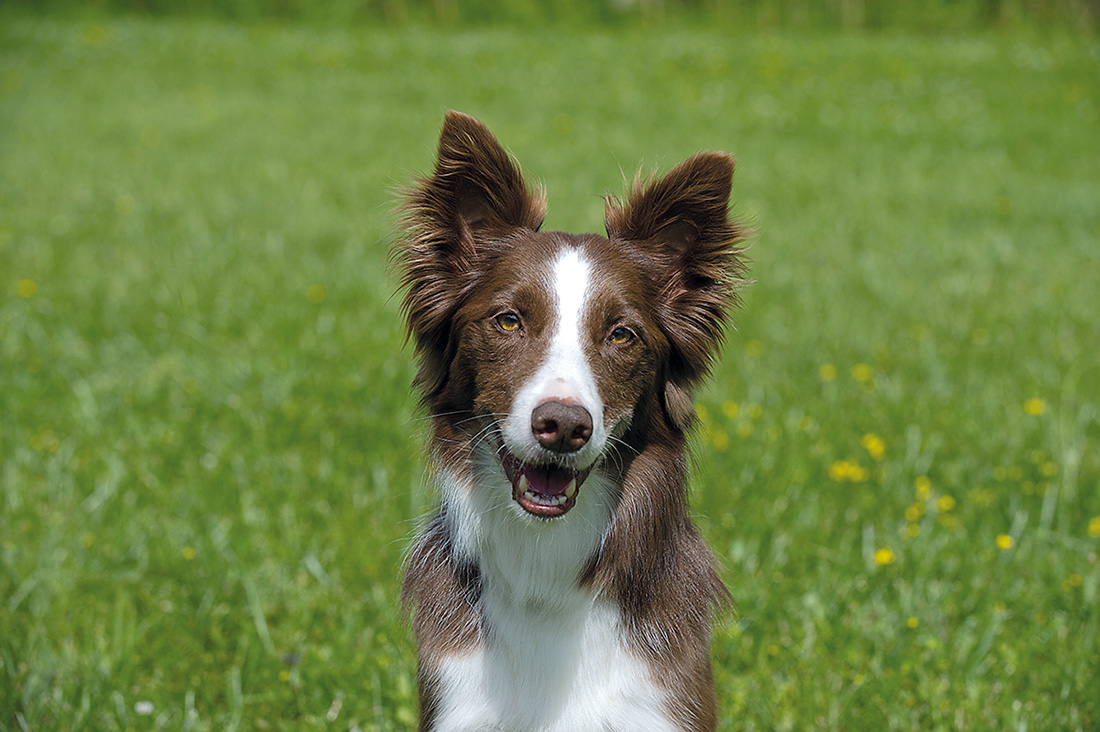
[531,401,593,453]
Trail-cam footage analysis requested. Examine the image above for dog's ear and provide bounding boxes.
[397,111,546,398]
[605,153,749,433]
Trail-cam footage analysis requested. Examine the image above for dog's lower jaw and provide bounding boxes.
[499,451,594,518]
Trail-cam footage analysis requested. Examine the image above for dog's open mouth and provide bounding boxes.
[500,452,591,518]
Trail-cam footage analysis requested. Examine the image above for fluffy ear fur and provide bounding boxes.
[605,153,749,432]
[397,111,546,398]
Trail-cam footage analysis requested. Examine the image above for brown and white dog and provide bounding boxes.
[396,111,748,732]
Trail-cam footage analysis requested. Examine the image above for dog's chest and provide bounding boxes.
[430,596,677,732]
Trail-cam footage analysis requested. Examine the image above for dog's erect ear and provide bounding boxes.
[397,111,546,398]
[425,111,546,242]
[605,153,749,433]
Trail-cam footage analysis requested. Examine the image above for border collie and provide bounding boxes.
[396,111,748,732]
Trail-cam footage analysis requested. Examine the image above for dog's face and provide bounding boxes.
[398,112,746,519]
[451,235,663,517]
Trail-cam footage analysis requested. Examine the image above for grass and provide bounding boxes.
[1,13,1098,731]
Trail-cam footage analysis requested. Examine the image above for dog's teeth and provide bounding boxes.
[518,474,530,493]
[564,479,576,499]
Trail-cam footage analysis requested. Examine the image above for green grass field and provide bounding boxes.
[2,14,1099,731]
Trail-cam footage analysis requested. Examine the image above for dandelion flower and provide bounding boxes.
[16,279,37,298]
[829,459,868,483]
[818,363,837,382]
[861,433,885,461]
[1088,516,1100,539]
[906,617,919,629]
[937,495,956,512]
[996,534,1014,551]
[182,546,196,561]
[873,547,896,566]
[850,363,874,384]
[721,401,740,418]
[1024,398,1046,416]
[306,283,326,304]
[915,475,932,500]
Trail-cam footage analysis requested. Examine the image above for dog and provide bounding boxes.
[395,111,748,732]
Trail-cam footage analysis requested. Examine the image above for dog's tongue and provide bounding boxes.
[521,463,575,496]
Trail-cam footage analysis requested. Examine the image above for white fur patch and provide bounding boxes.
[500,248,605,470]
[431,600,677,732]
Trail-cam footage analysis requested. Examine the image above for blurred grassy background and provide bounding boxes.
[1,3,1099,731]
[4,0,1100,30]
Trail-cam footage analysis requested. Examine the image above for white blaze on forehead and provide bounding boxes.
[551,248,591,380]
[502,246,605,467]
[544,248,596,406]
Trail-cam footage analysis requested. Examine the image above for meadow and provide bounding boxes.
[1,12,1098,731]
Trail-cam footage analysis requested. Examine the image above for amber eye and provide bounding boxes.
[609,326,635,345]
[495,313,522,333]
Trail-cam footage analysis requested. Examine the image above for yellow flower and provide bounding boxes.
[745,339,764,358]
[906,616,919,629]
[906,523,921,538]
[860,433,885,461]
[915,475,932,500]
[711,430,729,452]
[937,495,956,512]
[873,547,896,566]
[1024,398,1046,416]
[721,401,740,418]
[818,363,837,382]
[904,503,925,523]
[829,459,868,483]
[694,403,709,421]
[182,546,196,561]
[850,363,874,384]
[1088,516,1100,539]
[306,283,326,304]
[995,534,1014,551]
[16,279,37,298]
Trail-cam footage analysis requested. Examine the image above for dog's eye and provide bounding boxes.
[609,327,635,345]
[495,313,522,333]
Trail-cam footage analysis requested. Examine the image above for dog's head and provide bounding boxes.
[397,112,747,519]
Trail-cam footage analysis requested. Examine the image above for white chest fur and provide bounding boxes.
[431,468,679,732]
[431,599,676,732]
